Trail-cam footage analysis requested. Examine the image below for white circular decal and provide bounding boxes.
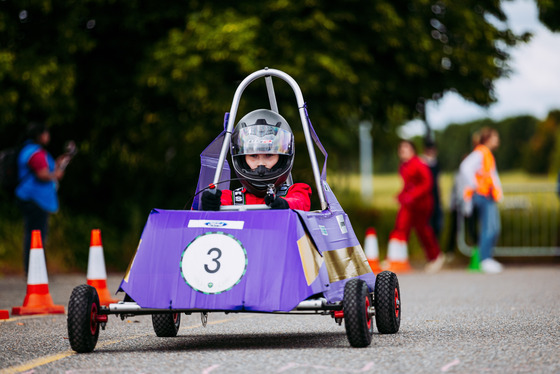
[180,232,247,294]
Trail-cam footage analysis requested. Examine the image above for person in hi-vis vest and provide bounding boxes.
[460,127,503,274]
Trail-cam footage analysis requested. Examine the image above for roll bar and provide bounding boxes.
[212,68,328,210]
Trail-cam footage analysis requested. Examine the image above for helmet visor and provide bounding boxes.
[233,125,293,156]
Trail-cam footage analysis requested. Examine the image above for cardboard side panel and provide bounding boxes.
[119,209,317,312]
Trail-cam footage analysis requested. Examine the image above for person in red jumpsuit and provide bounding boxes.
[201,109,311,211]
[391,140,443,272]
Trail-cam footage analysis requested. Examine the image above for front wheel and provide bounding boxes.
[67,284,101,353]
[343,278,373,347]
[374,271,401,334]
[152,313,181,337]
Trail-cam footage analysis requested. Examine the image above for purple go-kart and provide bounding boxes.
[67,68,401,353]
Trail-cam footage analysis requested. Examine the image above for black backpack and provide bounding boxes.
[0,145,22,197]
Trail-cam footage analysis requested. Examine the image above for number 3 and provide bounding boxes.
[204,247,222,274]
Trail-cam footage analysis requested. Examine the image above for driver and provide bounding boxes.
[201,109,312,211]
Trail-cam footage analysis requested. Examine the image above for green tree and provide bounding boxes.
[0,1,95,139]
[493,116,539,170]
[523,111,560,174]
[0,0,531,223]
[550,115,560,175]
[436,115,538,172]
[536,0,560,32]
[437,120,485,171]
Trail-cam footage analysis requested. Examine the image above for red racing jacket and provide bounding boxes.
[221,183,312,211]
[397,155,434,210]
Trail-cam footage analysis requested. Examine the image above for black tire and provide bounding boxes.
[343,278,373,348]
[152,313,181,337]
[374,271,401,334]
[67,284,101,353]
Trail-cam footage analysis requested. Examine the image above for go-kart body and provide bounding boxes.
[118,207,374,312]
[67,68,400,353]
[118,68,374,312]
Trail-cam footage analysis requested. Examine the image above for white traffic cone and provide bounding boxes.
[383,232,412,273]
[12,230,65,315]
[364,227,382,273]
[86,229,118,306]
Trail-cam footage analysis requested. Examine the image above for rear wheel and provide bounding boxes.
[67,284,101,353]
[374,271,401,334]
[343,278,373,347]
[152,313,181,337]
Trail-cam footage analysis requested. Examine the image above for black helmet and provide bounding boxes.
[231,109,294,197]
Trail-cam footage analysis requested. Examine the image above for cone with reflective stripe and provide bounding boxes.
[12,230,65,315]
[86,229,117,306]
[382,232,412,273]
[0,310,9,319]
[364,227,382,273]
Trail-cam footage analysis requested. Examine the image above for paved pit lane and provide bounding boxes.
[1,266,559,373]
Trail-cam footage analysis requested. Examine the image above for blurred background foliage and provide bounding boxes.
[0,0,559,273]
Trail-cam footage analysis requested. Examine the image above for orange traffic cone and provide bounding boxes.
[12,230,65,315]
[364,227,382,274]
[382,232,412,273]
[86,229,117,306]
[0,310,9,319]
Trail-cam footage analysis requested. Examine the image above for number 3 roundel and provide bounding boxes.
[180,232,248,294]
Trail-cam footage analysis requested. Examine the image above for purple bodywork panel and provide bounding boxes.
[119,208,375,312]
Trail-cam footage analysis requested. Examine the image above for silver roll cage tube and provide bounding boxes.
[212,68,328,211]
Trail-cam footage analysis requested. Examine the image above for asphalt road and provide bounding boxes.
[1,266,559,374]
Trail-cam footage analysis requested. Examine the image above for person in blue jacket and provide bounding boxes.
[15,122,70,274]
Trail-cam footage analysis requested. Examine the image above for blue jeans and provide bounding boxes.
[473,194,501,261]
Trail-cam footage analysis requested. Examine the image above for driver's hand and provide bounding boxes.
[265,195,290,209]
[201,190,222,211]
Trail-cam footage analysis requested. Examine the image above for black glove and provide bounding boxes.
[201,190,222,211]
[265,195,290,210]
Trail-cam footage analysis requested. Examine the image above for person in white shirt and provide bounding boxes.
[459,127,503,274]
